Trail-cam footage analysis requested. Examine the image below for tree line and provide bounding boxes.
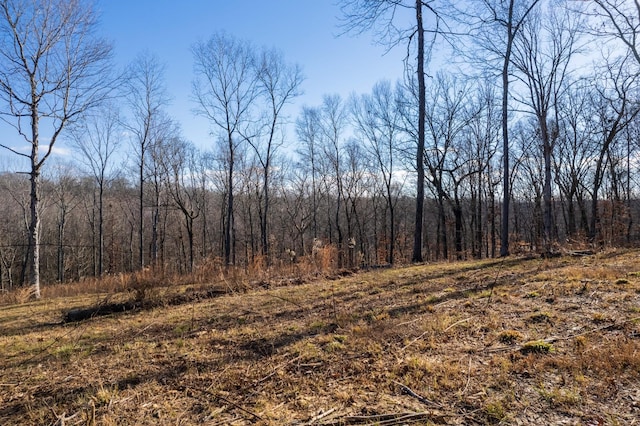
[0,0,639,296]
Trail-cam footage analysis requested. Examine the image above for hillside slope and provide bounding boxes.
[2,250,640,425]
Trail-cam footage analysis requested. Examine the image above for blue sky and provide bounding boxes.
[97,0,408,148]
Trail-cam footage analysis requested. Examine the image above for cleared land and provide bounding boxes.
[1,250,640,425]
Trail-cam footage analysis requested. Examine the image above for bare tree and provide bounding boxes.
[590,0,640,65]
[0,172,29,289]
[510,2,581,253]
[319,94,348,265]
[587,55,640,242]
[123,52,170,270]
[0,0,113,298]
[351,80,403,264]
[461,0,541,256]
[465,81,500,258]
[296,106,323,241]
[161,139,204,273]
[70,103,121,276]
[49,164,82,282]
[339,0,446,263]
[553,80,594,238]
[192,32,260,266]
[146,118,180,267]
[248,47,303,264]
[423,73,477,259]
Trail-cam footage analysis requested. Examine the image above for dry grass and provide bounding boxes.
[1,249,640,425]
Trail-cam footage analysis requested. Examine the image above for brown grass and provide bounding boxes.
[1,249,640,424]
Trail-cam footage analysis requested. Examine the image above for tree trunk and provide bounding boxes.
[542,127,553,253]
[98,183,104,276]
[28,164,41,298]
[28,102,41,298]
[412,0,425,263]
[57,208,66,282]
[139,159,144,269]
[500,0,517,257]
[225,138,234,266]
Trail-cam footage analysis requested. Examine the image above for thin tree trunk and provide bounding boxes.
[225,135,234,266]
[500,0,517,257]
[139,159,144,269]
[97,186,103,276]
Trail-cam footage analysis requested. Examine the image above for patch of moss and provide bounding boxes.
[520,340,554,355]
[484,400,506,423]
[499,330,523,345]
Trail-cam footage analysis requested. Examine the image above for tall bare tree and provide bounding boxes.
[462,0,541,256]
[49,163,81,282]
[248,47,303,264]
[0,0,113,298]
[351,80,403,264]
[339,0,445,263]
[319,94,348,264]
[296,106,323,241]
[192,32,260,266]
[510,2,580,253]
[588,55,640,242]
[123,52,170,270]
[70,103,121,276]
[160,138,204,273]
[553,80,594,238]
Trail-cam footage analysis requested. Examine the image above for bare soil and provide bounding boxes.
[1,249,640,425]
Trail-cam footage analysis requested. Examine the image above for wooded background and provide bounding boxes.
[1,0,639,292]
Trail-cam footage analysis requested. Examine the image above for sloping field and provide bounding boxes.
[1,250,640,425]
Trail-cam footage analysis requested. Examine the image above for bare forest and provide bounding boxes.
[0,0,639,294]
[4,2,640,425]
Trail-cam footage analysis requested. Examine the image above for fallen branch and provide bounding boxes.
[443,317,472,333]
[253,355,301,385]
[400,330,429,352]
[567,250,595,257]
[486,316,640,354]
[267,293,305,309]
[45,399,80,426]
[393,381,442,407]
[304,407,337,424]
[186,386,262,421]
[316,412,446,425]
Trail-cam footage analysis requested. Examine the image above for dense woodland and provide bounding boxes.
[1,0,640,293]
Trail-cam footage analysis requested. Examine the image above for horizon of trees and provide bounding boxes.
[1,0,640,293]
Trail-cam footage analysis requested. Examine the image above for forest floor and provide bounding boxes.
[1,249,640,425]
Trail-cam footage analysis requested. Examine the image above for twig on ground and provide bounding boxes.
[400,331,429,352]
[253,355,301,385]
[186,386,262,421]
[393,381,442,407]
[304,407,337,424]
[460,356,472,396]
[45,399,80,426]
[317,412,443,425]
[443,317,472,333]
[396,315,425,327]
[268,293,305,309]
